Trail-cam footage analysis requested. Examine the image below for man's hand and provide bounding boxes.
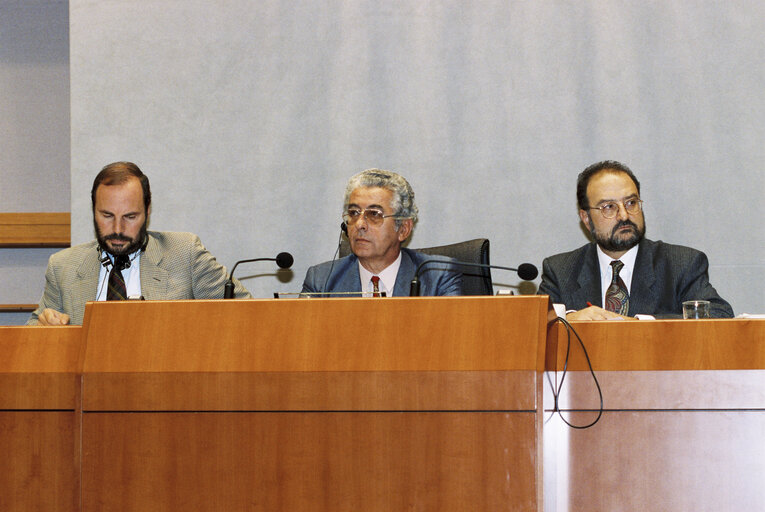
[37,308,71,326]
[566,305,635,321]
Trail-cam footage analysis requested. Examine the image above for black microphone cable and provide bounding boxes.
[320,224,346,296]
[547,316,603,429]
[409,259,538,296]
[95,251,111,300]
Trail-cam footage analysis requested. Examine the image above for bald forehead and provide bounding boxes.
[95,177,146,213]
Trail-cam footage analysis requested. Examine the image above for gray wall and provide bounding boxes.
[0,0,69,325]
[4,1,763,324]
[70,1,764,313]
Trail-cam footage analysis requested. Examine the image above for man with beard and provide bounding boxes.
[538,160,733,320]
[27,162,250,325]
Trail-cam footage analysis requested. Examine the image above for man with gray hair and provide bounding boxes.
[301,169,461,296]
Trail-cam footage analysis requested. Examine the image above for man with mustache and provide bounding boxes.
[301,168,461,297]
[538,160,733,320]
[27,162,250,325]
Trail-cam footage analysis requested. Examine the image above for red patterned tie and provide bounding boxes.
[371,276,381,297]
[604,260,629,315]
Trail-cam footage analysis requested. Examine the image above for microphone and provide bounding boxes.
[275,291,387,298]
[409,259,538,296]
[97,246,110,268]
[223,252,294,299]
[97,250,131,268]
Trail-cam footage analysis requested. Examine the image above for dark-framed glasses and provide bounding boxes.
[588,199,643,219]
[342,207,407,226]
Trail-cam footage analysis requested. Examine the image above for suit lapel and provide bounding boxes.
[74,246,102,324]
[330,255,362,296]
[393,249,415,297]
[139,235,169,300]
[628,240,657,314]
[574,244,603,308]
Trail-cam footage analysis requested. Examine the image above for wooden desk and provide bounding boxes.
[9,303,759,510]
[79,296,551,511]
[544,319,765,511]
[0,326,81,512]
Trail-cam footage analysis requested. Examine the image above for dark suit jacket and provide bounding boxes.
[27,231,251,325]
[301,248,462,296]
[538,239,733,318]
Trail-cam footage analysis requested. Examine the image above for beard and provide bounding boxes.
[589,217,645,253]
[95,219,148,257]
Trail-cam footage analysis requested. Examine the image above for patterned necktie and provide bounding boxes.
[371,276,381,297]
[604,260,629,315]
[107,255,130,301]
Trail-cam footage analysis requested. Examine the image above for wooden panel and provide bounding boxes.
[0,327,82,372]
[78,297,549,511]
[0,326,82,409]
[82,296,551,373]
[546,411,765,510]
[544,320,765,512]
[547,319,765,371]
[0,304,37,313]
[0,212,70,247]
[82,411,538,512]
[0,411,78,512]
[547,370,765,410]
[0,328,81,512]
[0,373,80,410]
[82,370,537,411]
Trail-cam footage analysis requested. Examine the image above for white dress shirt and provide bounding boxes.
[595,244,638,307]
[358,252,403,297]
[96,251,142,301]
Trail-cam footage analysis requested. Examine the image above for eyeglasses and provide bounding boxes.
[342,207,407,226]
[588,199,643,219]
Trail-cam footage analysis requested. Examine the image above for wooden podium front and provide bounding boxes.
[80,296,551,511]
[544,319,765,511]
[0,326,81,512]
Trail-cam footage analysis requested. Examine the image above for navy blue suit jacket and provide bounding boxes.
[301,248,462,297]
[538,239,733,318]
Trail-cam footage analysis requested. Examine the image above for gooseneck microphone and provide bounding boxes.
[409,259,538,296]
[224,252,294,298]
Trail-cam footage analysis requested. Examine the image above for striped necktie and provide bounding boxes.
[371,276,381,297]
[107,256,130,301]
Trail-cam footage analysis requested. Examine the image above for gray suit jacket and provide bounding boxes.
[538,238,733,318]
[27,231,251,325]
[301,248,462,296]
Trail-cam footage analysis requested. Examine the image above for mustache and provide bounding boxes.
[103,233,132,242]
[611,220,638,235]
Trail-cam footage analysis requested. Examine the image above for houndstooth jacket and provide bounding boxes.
[27,231,251,325]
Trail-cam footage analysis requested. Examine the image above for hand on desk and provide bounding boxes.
[566,305,636,322]
[37,308,71,326]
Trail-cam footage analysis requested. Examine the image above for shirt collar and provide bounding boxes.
[358,251,403,297]
[97,249,143,301]
[596,243,639,296]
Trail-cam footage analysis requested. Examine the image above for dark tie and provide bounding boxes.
[371,276,381,297]
[604,260,629,315]
[107,256,130,301]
